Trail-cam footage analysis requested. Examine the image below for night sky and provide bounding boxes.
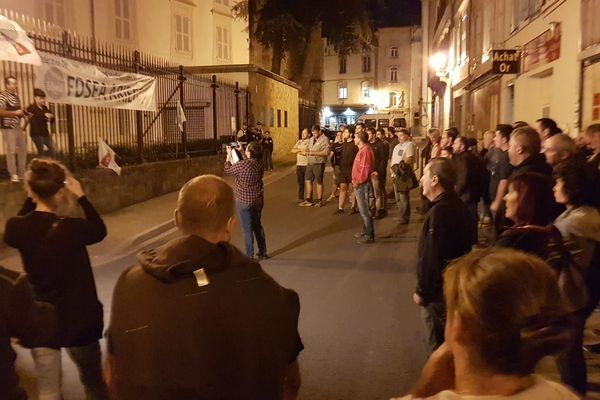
[374,0,422,27]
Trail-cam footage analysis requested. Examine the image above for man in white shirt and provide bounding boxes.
[291,129,311,202]
[390,128,417,224]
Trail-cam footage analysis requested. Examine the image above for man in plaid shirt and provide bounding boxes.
[224,142,268,259]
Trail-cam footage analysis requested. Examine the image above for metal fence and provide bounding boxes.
[0,10,248,171]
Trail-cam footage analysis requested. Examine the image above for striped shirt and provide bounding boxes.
[0,90,21,129]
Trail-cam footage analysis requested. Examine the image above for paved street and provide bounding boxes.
[8,166,428,399]
[9,165,600,399]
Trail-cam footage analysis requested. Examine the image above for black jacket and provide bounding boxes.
[416,192,473,304]
[108,235,303,400]
[0,266,56,400]
[4,197,106,348]
[511,153,553,178]
[495,227,548,259]
[511,154,564,218]
[262,137,274,152]
[369,139,388,174]
[454,151,486,204]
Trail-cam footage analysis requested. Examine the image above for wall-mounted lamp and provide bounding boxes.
[430,51,449,77]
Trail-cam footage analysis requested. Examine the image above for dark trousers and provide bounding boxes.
[398,189,411,221]
[236,202,267,257]
[67,341,108,400]
[31,135,56,158]
[263,150,273,170]
[296,165,306,200]
[421,301,445,354]
[555,262,600,396]
[556,311,587,396]
[466,201,478,245]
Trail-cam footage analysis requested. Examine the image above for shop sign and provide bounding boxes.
[492,50,520,74]
[523,23,561,73]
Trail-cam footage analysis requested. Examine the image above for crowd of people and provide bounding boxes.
[285,117,600,398]
[2,113,600,400]
[292,123,419,243]
[411,119,600,399]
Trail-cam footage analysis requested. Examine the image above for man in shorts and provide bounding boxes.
[335,127,358,214]
[299,125,330,207]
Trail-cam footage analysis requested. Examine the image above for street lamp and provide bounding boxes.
[430,51,448,77]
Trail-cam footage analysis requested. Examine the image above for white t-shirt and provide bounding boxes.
[294,139,310,166]
[391,141,416,166]
[393,375,578,400]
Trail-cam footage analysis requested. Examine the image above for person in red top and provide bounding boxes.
[352,131,375,243]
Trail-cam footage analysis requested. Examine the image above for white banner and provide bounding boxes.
[35,53,157,111]
[98,138,122,176]
[0,15,41,65]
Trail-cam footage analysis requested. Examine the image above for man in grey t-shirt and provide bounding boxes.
[0,76,27,182]
[299,125,330,207]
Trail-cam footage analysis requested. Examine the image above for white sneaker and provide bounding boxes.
[10,175,19,183]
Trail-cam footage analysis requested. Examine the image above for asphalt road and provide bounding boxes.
[15,168,429,400]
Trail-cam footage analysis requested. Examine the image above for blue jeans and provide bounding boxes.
[31,135,56,158]
[236,203,267,257]
[355,182,374,239]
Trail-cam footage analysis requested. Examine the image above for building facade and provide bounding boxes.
[322,40,376,128]
[321,26,423,132]
[4,0,249,66]
[421,0,599,138]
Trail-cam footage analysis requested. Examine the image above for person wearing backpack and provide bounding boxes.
[4,158,108,400]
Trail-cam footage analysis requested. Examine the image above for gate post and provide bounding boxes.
[179,65,188,158]
[62,30,76,170]
[134,51,144,163]
[211,75,219,152]
[234,82,240,135]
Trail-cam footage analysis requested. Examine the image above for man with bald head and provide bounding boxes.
[107,175,303,400]
[544,133,577,167]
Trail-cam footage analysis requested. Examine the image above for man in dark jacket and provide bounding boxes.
[0,266,56,400]
[368,128,388,218]
[453,136,485,244]
[413,158,473,353]
[107,175,303,400]
[508,126,553,178]
[508,126,563,219]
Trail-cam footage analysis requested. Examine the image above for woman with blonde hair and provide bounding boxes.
[393,248,577,400]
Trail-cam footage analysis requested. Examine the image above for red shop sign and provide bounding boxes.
[522,23,561,73]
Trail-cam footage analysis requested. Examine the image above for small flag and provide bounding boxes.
[0,15,41,65]
[177,100,186,132]
[98,138,122,175]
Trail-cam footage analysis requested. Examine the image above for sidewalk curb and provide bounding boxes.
[93,165,296,267]
[129,219,175,248]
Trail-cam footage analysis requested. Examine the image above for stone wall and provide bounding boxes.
[249,71,300,160]
[0,155,224,237]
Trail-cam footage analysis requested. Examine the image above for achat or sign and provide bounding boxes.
[35,53,157,112]
[492,50,520,74]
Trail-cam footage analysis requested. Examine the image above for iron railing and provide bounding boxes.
[0,9,249,172]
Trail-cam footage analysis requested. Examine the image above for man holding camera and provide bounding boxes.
[0,76,28,182]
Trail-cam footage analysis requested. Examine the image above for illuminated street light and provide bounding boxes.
[429,52,448,76]
[373,90,390,110]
